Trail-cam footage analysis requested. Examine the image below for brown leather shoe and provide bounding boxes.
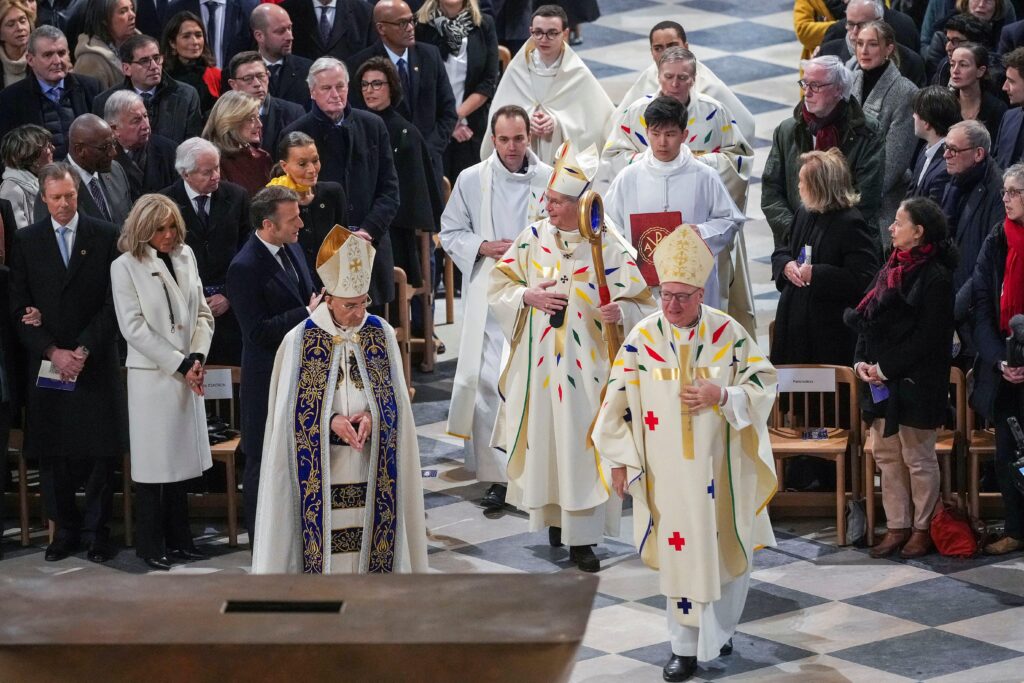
[869,528,910,558]
[984,536,1024,555]
[899,529,933,558]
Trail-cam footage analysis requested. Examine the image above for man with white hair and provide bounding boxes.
[816,0,925,85]
[282,56,400,308]
[762,55,884,246]
[104,90,177,197]
[160,137,250,365]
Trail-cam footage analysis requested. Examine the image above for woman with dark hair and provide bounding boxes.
[72,0,137,89]
[268,131,349,286]
[0,123,51,228]
[415,0,498,180]
[161,10,219,115]
[846,196,958,559]
[771,148,879,366]
[971,162,1024,555]
[949,42,1006,141]
[355,56,444,292]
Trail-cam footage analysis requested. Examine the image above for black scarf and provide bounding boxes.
[941,156,989,222]
[430,8,475,56]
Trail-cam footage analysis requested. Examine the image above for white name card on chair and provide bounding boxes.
[204,369,234,400]
[777,368,836,392]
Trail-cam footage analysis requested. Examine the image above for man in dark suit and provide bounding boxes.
[996,47,1024,167]
[34,114,132,228]
[8,162,123,563]
[92,35,203,145]
[909,86,958,203]
[227,52,305,156]
[251,2,313,109]
[282,0,374,64]
[162,137,250,366]
[282,57,399,308]
[226,185,320,542]
[165,0,259,70]
[104,90,178,198]
[0,26,101,160]
[348,0,457,182]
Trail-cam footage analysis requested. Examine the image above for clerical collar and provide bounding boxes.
[644,145,691,175]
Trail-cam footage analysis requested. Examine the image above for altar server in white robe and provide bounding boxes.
[488,141,656,572]
[440,105,552,511]
[604,96,745,312]
[594,228,777,682]
[478,4,614,164]
[600,47,756,334]
[616,20,755,146]
[252,226,427,575]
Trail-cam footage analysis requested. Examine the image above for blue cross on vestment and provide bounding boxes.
[707,480,715,499]
[677,598,693,614]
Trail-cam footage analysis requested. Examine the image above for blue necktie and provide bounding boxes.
[47,86,63,103]
[397,58,411,101]
[56,226,70,266]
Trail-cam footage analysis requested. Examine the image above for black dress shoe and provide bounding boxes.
[169,546,208,561]
[481,483,507,511]
[720,638,733,656]
[143,556,172,571]
[549,526,563,547]
[87,539,114,563]
[569,545,600,572]
[663,654,697,682]
[44,538,77,562]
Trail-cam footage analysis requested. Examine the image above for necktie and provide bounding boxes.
[397,57,411,100]
[267,63,282,93]
[89,177,112,222]
[195,195,209,227]
[278,247,299,286]
[56,226,71,266]
[204,1,219,65]
[47,85,63,103]
[318,5,331,45]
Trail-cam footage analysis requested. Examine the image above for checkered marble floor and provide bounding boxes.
[4,1,1024,681]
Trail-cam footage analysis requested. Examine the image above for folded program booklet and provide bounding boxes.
[36,360,76,391]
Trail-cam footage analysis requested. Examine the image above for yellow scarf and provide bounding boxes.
[266,174,312,195]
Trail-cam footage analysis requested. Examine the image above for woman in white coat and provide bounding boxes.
[111,194,214,571]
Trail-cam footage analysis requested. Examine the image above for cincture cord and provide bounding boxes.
[151,273,176,331]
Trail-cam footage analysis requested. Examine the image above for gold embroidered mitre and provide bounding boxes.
[652,225,714,288]
[547,141,599,198]
[316,225,376,297]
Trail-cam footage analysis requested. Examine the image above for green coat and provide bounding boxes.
[761,98,885,247]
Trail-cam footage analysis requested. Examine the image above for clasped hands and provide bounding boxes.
[185,360,206,396]
[49,345,89,382]
[524,280,621,322]
[783,260,812,287]
[331,411,372,450]
[855,362,885,386]
[531,109,555,140]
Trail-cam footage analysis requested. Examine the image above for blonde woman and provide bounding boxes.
[110,193,213,571]
[202,89,272,196]
[770,149,879,366]
[0,0,33,90]
[73,0,138,90]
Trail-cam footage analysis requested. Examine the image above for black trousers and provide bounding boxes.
[994,385,1024,539]
[40,457,115,545]
[133,480,193,559]
[0,402,10,536]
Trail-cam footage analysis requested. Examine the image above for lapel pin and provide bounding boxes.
[80,249,87,255]
[414,66,419,71]
[320,203,325,208]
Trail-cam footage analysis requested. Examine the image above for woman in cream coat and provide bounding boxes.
[111,194,214,571]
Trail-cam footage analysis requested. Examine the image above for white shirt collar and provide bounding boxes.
[67,155,99,185]
[313,0,337,8]
[256,232,285,257]
[926,137,946,156]
[262,55,284,67]
[51,212,80,232]
[383,43,409,63]
[134,86,157,97]
[183,181,209,202]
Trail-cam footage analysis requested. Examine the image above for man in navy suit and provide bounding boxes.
[227,185,322,543]
[282,0,374,64]
[165,0,259,70]
[251,2,313,109]
[908,86,958,203]
[996,48,1024,168]
[348,0,457,183]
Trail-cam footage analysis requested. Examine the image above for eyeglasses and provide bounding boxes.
[236,71,269,84]
[530,29,563,40]
[131,54,163,67]
[1003,188,1024,199]
[84,141,117,152]
[946,35,965,46]
[381,17,416,29]
[245,114,261,125]
[336,297,372,310]
[845,20,870,31]
[360,79,387,91]
[798,79,835,93]
[943,144,978,156]
[661,290,701,305]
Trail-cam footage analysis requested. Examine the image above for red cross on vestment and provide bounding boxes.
[644,410,659,431]
[668,532,686,551]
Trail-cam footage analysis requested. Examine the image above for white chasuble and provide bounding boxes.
[252,305,427,575]
[488,219,656,539]
[593,307,777,660]
[479,41,614,165]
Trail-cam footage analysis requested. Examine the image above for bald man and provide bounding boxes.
[35,114,132,228]
[347,0,457,183]
[250,2,313,108]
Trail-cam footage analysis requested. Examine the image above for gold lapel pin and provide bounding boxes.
[80,250,87,255]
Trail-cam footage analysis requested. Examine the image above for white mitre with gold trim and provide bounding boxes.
[316,225,376,297]
[653,226,714,288]
[547,141,599,198]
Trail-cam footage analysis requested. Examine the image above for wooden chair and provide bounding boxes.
[205,365,242,547]
[389,268,415,398]
[8,428,44,547]
[498,45,512,75]
[862,367,967,546]
[405,230,437,372]
[768,364,861,546]
[966,369,999,521]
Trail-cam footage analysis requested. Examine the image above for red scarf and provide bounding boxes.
[856,243,936,318]
[1001,218,1024,334]
[801,102,842,151]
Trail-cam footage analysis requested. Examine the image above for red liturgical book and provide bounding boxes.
[630,211,683,286]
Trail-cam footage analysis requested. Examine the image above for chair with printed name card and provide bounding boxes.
[203,365,241,547]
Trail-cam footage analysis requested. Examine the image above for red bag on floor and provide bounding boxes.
[930,502,978,557]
